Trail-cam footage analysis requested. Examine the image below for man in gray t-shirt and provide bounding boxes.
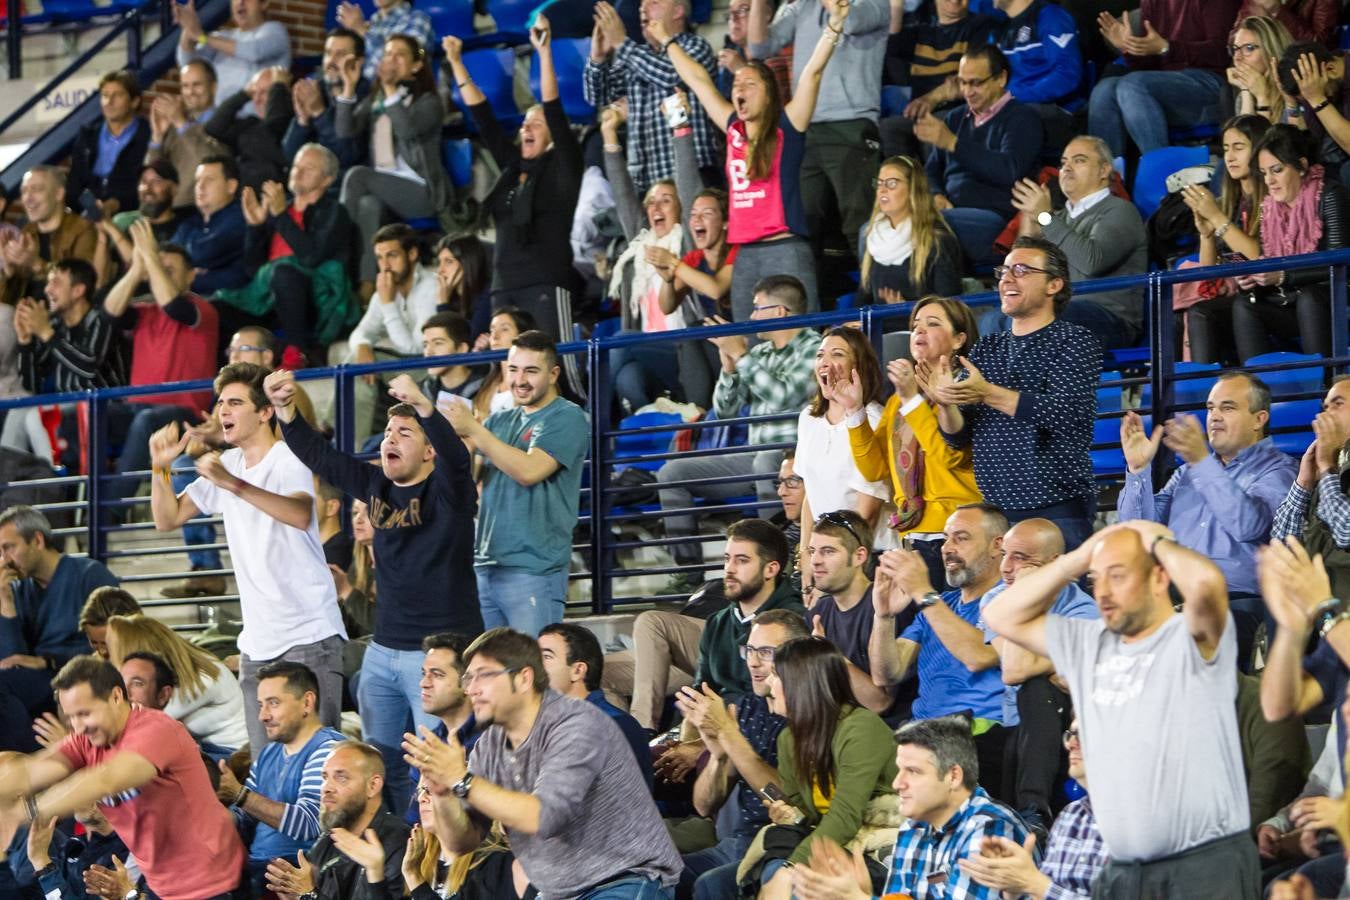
[982,519,1259,900]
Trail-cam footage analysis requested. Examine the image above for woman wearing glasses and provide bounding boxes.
[1226,16,1293,123]
[742,637,898,900]
[657,0,852,322]
[795,327,890,594]
[834,296,982,587]
[858,157,964,311]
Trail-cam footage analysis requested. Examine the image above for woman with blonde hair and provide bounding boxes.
[858,157,964,312]
[78,586,142,659]
[1227,16,1294,122]
[399,781,528,899]
[106,614,249,754]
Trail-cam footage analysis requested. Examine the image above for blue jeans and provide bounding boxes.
[579,876,674,900]
[682,835,752,900]
[172,451,221,571]
[941,207,1008,268]
[357,641,440,813]
[104,403,195,511]
[612,340,681,413]
[475,565,567,636]
[1088,69,1225,157]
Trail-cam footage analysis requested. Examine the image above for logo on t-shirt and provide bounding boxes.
[1090,652,1158,707]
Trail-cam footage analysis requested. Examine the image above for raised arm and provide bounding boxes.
[784,0,850,132]
[984,532,1103,656]
[532,15,559,103]
[148,422,202,531]
[1133,521,1229,658]
[651,21,732,131]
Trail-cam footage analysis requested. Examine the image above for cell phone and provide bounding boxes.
[662,93,689,129]
[760,783,787,803]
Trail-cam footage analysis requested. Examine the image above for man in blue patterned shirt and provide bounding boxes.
[789,715,1032,900]
[958,717,1108,899]
[584,0,719,193]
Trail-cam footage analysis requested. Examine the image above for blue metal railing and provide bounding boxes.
[1,247,1347,617]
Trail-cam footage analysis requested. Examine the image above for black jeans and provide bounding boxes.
[1006,675,1073,818]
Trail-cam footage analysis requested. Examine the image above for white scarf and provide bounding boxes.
[866,215,914,269]
[611,226,687,324]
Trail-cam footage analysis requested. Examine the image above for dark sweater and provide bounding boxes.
[925,99,1043,217]
[472,97,582,294]
[170,201,250,295]
[278,407,483,648]
[885,14,993,94]
[860,227,964,306]
[203,84,292,193]
[1281,178,1350,290]
[18,307,128,395]
[693,579,805,708]
[242,192,356,274]
[66,116,152,215]
[1127,0,1240,73]
[282,78,368,173]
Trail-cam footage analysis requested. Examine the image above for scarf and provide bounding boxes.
[1261,163,1325,259]
[888,398,925,532]
[866,215,914,269]
[611,226,686,329]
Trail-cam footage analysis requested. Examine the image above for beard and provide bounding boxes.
[139,198,171,219]
[319,794,366,831]
[725,571,766,603]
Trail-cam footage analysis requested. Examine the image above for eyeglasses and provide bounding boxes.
[228,343,266,354]
[956,74,994,89]
[751,303,786,314]
[416,785,431,799]
[739,644,778,661]
[1227,42,1260,56]
[459,667,520,689]
[773,475,804,489]
[1062,728,1080,748]
[726,7,749,19]
[816,510,866,550]
[872,177,905,190]
[993,263,1050,280]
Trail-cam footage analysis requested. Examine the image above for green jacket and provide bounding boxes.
[692,579,805,706]
[778,705,899,865]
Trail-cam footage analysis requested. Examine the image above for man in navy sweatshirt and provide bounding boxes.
[920,44,1044,267]
[264,368,482,814]
[992,0,1083,155]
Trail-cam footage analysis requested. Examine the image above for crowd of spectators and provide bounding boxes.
[7,0,1350,897]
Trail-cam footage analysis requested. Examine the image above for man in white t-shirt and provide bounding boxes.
[148,362,346,751]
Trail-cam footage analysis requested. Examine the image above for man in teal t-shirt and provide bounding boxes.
[445,330,588,635]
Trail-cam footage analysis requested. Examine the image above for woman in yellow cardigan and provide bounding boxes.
[832,296,983,587]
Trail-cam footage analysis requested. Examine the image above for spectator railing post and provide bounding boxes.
[588,336,612,614]
[159,0,173,37]
[1332,262,1348,377]
[1148,271,1175,488]
[334,370,354,455]
[7,0,21,80]
[87,394,107,561]
[860,304,884,364]
[127,6,142,70]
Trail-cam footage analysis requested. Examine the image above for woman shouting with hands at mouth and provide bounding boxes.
[658,0,853,322]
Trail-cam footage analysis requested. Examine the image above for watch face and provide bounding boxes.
[1037,211,1053,226]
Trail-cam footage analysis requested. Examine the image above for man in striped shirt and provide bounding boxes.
[215,661,345,893]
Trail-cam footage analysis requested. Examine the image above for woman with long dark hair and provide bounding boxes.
[748,636,898,900]
[434,233,492,343]
[655,0,852,321]
[1231,124,1349,360]
[337,33,456,285]
[473,307,537,421]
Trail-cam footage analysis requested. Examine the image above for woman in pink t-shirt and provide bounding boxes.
[657,0,852,322]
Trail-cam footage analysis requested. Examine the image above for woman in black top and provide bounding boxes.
[444,19,582,347]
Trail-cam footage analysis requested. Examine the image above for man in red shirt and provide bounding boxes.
[102,217,220,517]
[0,655,245,899]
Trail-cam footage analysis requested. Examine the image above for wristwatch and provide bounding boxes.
[451,772,475,798]
[916,592,942,610]
[123,889,140,900]
[1036,210,1053,228]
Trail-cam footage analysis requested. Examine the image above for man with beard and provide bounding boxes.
[282,28,368,173]
[983,520,1257,898]
[868,503,1010,797]
[215,661,345,894]
[265,740,409,899]
[147,60,226,210]
[265,368,480,815]
[101,161,187,266]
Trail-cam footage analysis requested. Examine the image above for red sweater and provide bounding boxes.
[1127,0,1241,73]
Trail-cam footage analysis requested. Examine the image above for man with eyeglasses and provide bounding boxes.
[928,235,1101,552]
[676,608,807,900]
[959,717,1109,899]
[806,509,898,715]
[919,44,1044,267]
[983,520,1258,898]
[406,627,682,900]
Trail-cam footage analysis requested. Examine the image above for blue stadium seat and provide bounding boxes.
[442,137,474,188]
[593,317,622,340]
[881,85,908,118]
[1092,371,1126,477]
[450,46,521,128]
[420,0,476,38]
[487,0,536,38]
[1245,351,1323,399]
[1169,122,1219,145]
[1132,145,1209,220]
[1269,398,1319,456]
[613,412,681,472]
[836,292,858,310]
[529,37,595,123]
[1139,360,1220,410]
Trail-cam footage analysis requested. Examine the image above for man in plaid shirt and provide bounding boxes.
[584,0,719,193]
[656,275,821,590]
[789,716,1032,900]
[958,718,1108,899]
[336,0,434,79]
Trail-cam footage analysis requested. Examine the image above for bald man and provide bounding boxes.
[984,521,1256,900]
[977,518,1097,837]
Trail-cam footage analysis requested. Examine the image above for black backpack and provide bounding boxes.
[1147,190,1198,267]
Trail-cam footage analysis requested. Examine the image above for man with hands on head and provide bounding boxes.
[149,362,347,753]
[283,28,368,173]
[677,609,806,900]
[404,627,683,900]
[1118,372,1296,670]
[1273,375,1350,599]
[983,520,1258,898]
[266,366,480,814]
[265,740,410,900]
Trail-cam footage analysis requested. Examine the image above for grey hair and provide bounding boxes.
[0,505,54,545]
[1069,134,1114,169]
[895,715,979,790]
[297,142,339,181]
[25,165,66,190]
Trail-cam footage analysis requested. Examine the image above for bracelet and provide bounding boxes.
[1213,222,1231,241]
[195,33,207,47]
[235,785,251,807]
[23,794,38,824]
[456,80,469,89]
[1312,98,1331,113]
[1321,608,1350,639]
[672,126,692,137]
[662,36,678,54]
[603,142,622,152]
